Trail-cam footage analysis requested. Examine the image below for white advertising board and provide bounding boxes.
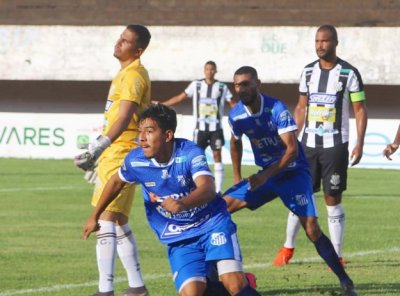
[0,112,399,169]
[0,26,399,84]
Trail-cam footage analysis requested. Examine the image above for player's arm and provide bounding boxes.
[230,134,243,183]
[248,131,298,191]
[350,100,368,166]
[82,173,127,239]
[383,124,400,160]
[293,94,308,137]
[105,100,138,141]
[156,92,188,107]
[161,175,216,213]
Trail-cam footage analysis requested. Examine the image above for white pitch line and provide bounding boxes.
[0,246,399,296]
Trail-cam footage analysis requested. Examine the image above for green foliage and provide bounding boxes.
[0,159,399,295]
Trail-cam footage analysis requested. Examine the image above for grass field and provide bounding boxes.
[0,158,399,296]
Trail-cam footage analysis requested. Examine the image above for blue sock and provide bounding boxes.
[314,232,349,281]
[236,284,261,296]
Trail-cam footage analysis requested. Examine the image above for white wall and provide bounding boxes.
[0,112,398,169]
[1,26,399,84]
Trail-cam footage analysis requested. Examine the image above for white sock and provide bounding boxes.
[96,220,117,292]
[116,224,145,288]
[327,204,345,257]
[214,162,224,193]
[283,212,301,249]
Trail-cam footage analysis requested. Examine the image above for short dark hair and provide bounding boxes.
[205,60,217,69]
[317,24,338,43]
[234,66,258,80]
[139,104,177,133]
[126,24,151,50]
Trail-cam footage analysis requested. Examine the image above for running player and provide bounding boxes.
[75,24,151,296]
[223,66,357,296]
[83,104,261,296]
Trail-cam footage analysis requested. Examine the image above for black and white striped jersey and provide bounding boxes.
[298,58,366,148]
[185,79,233,132]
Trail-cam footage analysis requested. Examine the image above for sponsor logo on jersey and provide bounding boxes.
[162,213,210,237]
[145,182,156,187]
[305,125,339,137]
[192,155,208,168]
[308,106,336,122]
[105,99,113,112]
[211,232,227,246]
[309,93,337,105]
[251,136,279,148]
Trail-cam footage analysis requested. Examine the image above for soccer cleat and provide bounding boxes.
[92,291,114,296]
[340,278,357,296]
[245,272,257,289]
[119,286,149,296]
[273,247,294,267]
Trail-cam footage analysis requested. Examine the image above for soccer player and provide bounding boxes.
[273,24,368,268]
[383,124,400,160]
[155,61,235,194]
[223,66,357,296]
[75,24,151,296]
[83,104,261,296]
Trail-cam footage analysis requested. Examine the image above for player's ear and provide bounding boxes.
[165,129,174,142]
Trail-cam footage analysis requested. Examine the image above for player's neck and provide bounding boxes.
[205,78,215,85]
[319,56,337,70]
[120,57,138,70]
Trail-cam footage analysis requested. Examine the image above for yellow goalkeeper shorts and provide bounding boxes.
[91,145,136,217]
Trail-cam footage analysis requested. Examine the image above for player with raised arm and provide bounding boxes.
[83,104,261,296]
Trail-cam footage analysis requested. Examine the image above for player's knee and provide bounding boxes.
[303,218,322,242]
[221,272,247,295]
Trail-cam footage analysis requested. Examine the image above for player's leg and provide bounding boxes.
[206,217,261,296]
[223,179,277,213]
[321,143,348,262]
[210,129,225,194]
[273,146,321,266]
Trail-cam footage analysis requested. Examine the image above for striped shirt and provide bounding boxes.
[185,79,232,132]
[299,58,366,148]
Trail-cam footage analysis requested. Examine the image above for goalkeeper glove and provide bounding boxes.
[74,135,111,171]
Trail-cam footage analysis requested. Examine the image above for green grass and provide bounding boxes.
[0,159,399,295]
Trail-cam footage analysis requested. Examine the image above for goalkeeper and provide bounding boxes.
[74,24,151,296]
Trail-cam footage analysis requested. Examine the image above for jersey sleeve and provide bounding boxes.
[272,100,298,135]
[188,145,214,180]
[120,70,148,104]
[298,68,308,95]
[228,112,243,140]
[222,84,233,102]
[348,69,366,102]
[184,81,196,98]
[118,151,138,184]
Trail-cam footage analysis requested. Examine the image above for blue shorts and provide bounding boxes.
[223,168,318,217]
[167,216,242,292]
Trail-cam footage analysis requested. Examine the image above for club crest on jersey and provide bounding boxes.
[161,169,171,179]
[177,175,190,187]
[335,81,343,92]
[211,232,227,246]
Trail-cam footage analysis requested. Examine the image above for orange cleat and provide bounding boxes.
[273,247,294,267]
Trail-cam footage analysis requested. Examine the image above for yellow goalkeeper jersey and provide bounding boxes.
[102,59,150,151]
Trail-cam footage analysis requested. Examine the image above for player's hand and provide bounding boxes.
[161,197,185,213]
[383,143,399,160]
[74,135,111,171]
[82,216,100,240]
[247,171,269,191]
[350,145,363,166]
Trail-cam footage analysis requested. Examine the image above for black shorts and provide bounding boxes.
[304,142,349,195]
[193,129,225,151]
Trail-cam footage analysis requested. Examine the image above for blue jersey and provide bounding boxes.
[228,94,309,172]
[119,138,229,245]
